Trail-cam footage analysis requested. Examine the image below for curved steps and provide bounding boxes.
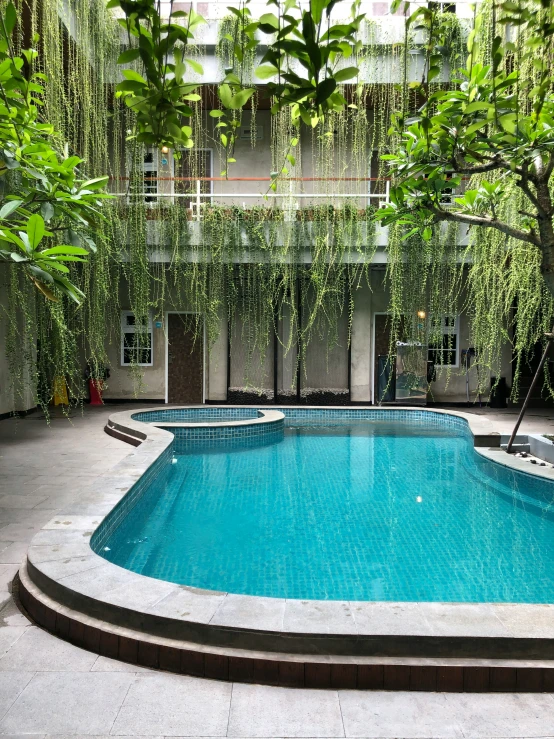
[18,562,554,692]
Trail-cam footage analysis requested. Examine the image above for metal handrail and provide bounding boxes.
[111,177,392,219]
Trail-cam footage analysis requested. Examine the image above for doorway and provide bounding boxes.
[166,313,204,404]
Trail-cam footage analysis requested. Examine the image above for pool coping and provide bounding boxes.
[21,405,554,664]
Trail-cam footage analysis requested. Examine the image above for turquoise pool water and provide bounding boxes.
[96,416,554,602]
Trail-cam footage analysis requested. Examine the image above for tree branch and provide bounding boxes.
[544,150,554,182]
[429,205,541,247]
[516,161,547,218]
[451,155,504,175]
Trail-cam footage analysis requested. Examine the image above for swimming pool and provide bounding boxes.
[94,411,554,603]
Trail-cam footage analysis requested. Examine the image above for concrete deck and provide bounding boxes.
[1,404,554,735]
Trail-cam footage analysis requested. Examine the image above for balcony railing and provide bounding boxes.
[154,1,479,21]
[110,176,393,220]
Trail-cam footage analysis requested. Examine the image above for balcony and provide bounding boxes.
[108,175,469,261]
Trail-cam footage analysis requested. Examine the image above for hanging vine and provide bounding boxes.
[2,0,552,409]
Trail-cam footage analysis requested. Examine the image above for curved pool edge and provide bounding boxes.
[18,405,554,689]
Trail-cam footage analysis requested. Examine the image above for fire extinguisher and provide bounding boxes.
[84,365,110,406]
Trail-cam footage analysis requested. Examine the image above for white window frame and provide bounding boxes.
[142,147,158,205]
[427,315,459,368]
[121,310,154,367]
[173,147,214,208]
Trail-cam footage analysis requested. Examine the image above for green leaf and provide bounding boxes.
[0,199,22,219]
[185,58,203,74]
[463,101,492,114]
[259,13,279,30]
[4,2,17,36]
[39,245,89,256]
[122,69,148,84]
[209,109,224,117]
[333,66,358,82]
[117,48,141,64]
[465,119,488,136]
[229,88,255,109]
[28,264,54,284]
[27,214,44,249]
[315,78,337,106]
[218,83,233,109]
[255,64,278,80]
[498,113,517,133]
[40,202,55,221]
[80,177,109,191]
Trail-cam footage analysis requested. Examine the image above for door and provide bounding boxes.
[167,314,203,404]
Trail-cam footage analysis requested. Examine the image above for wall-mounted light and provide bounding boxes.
[417,310,426,320]
[161,146,169,154]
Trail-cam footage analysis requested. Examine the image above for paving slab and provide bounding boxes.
[0,626,98,672]
[0,671,34,722]
[228,684,345,738]
[91,655,154,673]
[418,602,511,637]
[445,692,554,738]
[210,593,284,631]
[0,597,31,627]
[339,690,463,738]
[110,673,232,737]
[350,601,433,636]
[283,600,356,635]
[0,541,32,564]
[0,495,49,509]
[0,671,134,735]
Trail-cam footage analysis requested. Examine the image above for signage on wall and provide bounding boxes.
[155,321,162,329]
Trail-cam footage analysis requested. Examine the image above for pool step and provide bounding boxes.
[16,562,554,693]
[104,421,144,447]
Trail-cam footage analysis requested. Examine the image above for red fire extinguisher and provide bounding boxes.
[85,365,110,406]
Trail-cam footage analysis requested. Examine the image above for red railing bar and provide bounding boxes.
[109,176,389,182]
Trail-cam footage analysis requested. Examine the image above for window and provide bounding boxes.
[428,2,456,12]
[369,150,388,204]
[174,149,212,210]
[121,311,153,366]
[143,149,157,204]
[428,315,459,367]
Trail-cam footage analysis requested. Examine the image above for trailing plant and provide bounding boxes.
[378,0,554,397]
[7,0,554,413]
[109,0,206,151]
[0,1,108,303]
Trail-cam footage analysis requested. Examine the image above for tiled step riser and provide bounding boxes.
[17,573,554,693]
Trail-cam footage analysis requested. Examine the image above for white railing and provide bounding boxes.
[156,1,480,21]
[112,178,392,220]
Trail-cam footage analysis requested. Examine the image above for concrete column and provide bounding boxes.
[206,310,228,402]
[350,284,372,402]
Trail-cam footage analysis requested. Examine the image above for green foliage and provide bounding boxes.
[108,0,206,151]
[251,0,364,126]
[214,3,258,176]
[0,1,108,303]
[380,0,554,397]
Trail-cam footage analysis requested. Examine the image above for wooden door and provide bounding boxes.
[374,314,393,403]
[167,314,203,404]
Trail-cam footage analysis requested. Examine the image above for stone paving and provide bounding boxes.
[1,403,554,737]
